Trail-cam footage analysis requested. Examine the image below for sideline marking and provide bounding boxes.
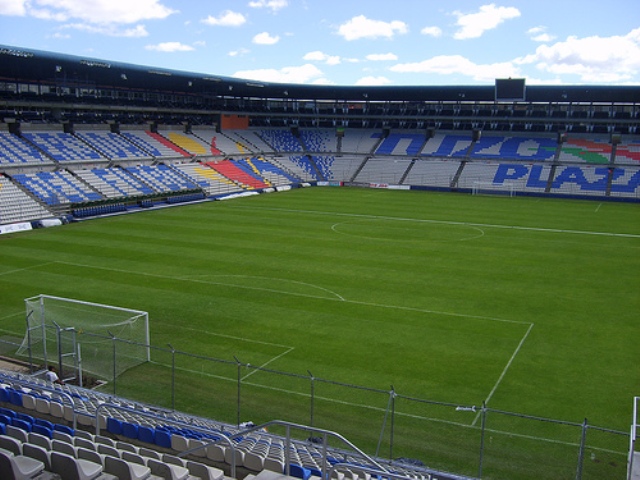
[473,322,535,425]
[143,320,297,382]
[0,262,57,277]
[181,274,345,301]
[330,219,485,242]
[233,205,640,239]
[15,261,533,419]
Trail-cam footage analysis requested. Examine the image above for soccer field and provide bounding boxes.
[1,187,638,478]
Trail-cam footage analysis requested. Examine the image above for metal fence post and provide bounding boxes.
[478,402,487,479]
[308,370,315,428]
[234,356,241,427]
[376,386,395,458]
[168,343,176,412]
[576,418,588,480]
[108,330,117,395]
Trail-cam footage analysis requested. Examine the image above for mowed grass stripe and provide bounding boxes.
[0,188,638,437]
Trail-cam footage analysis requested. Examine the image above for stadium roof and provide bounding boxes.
[2,44,640,104]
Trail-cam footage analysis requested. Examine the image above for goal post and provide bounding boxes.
[471,181,516,197]
[17,294,150,381]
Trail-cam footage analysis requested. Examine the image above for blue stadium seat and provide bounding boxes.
[8,390,23,407]
[31,424,53,439]
[138,425,155,444]
[290,463,312,480]
[122,422,139,439]
[11,417,32,432]
[154,427,172,449]
[53,423,74,436]
[107,417,123,436]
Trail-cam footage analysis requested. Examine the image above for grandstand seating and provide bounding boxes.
[194,130,245,156]
[0,368,436,480]
[205,160,270,189]
[11,170,103,205]
[0,127,639,227]
[0,175,53,224]
[340,130,379,154]
[124,164,199,193]
[234,157,298,186]
[0,132,49,165]
[22,132,105,162]
[256,130,302,153]
[76,132,152,161]
[167,131,220,156]
[74,167,154,199]
[172,163,243,197]
[121,131,191,159]
[353,157,412,184]
[298,129,336,153]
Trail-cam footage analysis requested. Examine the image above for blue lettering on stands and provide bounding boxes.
[493,164,640,194]
[493,164,529,183]
[610,169,640,193]
[525,165,547,188]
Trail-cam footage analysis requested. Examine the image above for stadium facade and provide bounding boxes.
[1,44,639,229]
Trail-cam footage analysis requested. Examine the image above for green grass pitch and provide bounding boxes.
[1,187,638,478]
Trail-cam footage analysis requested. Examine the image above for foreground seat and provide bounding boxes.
[51,450,104,480]
[0,447,45,480]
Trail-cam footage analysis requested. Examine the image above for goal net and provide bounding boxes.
[17,294,150,381]
[471,181,516,197]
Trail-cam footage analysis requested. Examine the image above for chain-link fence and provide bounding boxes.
[12,333,631,480]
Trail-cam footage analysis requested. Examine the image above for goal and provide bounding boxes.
[17,294,150,382]
[471,181,516,197]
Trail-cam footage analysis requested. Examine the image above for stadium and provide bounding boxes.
[0,43,639,480]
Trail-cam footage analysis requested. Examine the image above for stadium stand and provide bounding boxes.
[0,132,49,165]
[76,131,152,161]
[22,132,105,162]
[0,369,434,480]
[0,175,53,224]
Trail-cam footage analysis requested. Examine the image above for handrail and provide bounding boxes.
[0,372,79,430]
[177,419,389,480]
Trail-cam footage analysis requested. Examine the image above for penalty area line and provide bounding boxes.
[472,322,535,426]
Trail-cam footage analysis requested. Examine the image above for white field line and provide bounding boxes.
[0,262,57,277]
[473,322,535,426]
[157,323,296,381]
[55,261,529,326]
[26,261,531,425]
[233,205,640,239]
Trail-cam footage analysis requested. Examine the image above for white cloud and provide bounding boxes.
[420,26,442,38]
[233,64,324,84]
[527,26,555,43]
[366,53,398,61]
[390,54,521,82]
[518,28,640,82]
[249,0,289,12]
[201,10,246,27]
[0,0,27,16]
[248,0,288,11]
[228,48,250,57]
[16,0,177,24]
[60,23,149,37]
[303,51,341,65]
[253,31,280,45]
[337,15,408,41]
[355,76,391,86]
[453,3,520,40]
[145,42,194,52]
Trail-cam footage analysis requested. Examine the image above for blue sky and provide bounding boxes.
[1,0,639,86]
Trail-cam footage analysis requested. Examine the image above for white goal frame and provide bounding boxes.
[18,294,150,382]
[471,181,516,197]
